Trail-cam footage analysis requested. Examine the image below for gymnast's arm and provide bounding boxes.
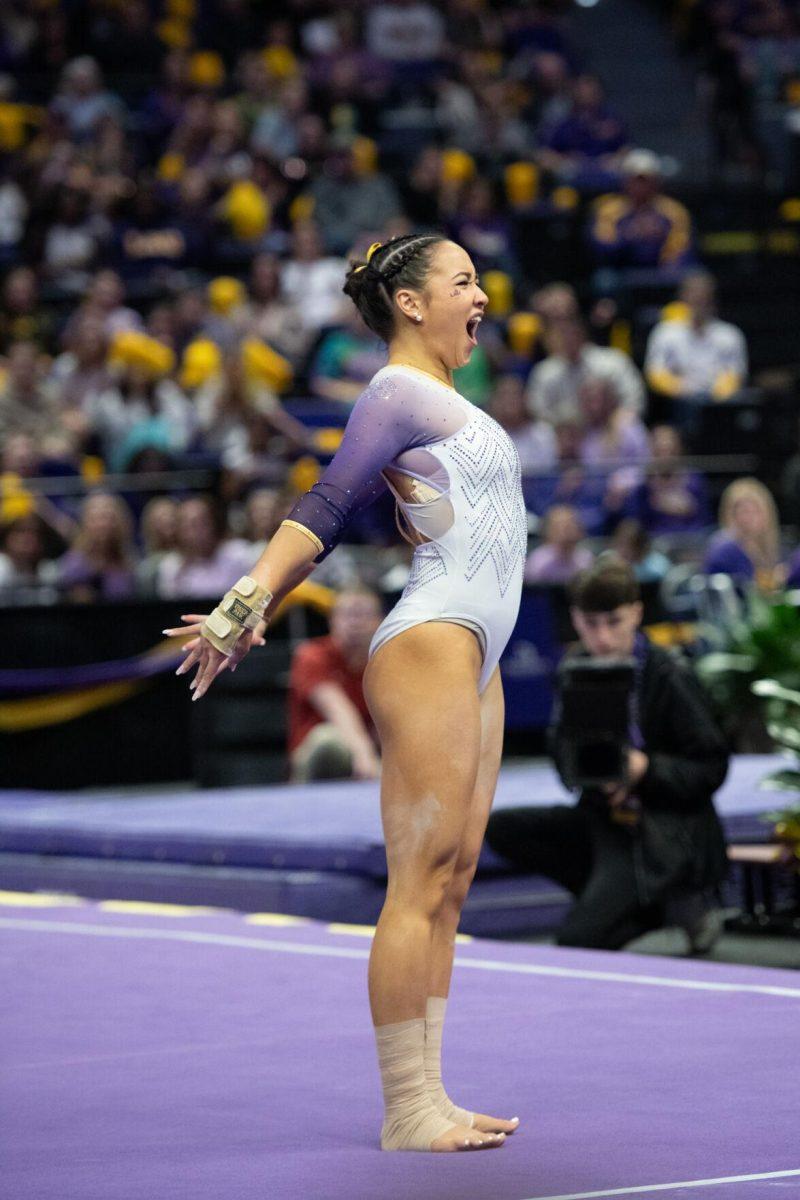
[178,375,427,698]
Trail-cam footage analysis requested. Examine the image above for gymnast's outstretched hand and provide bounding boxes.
[162,613,267,700]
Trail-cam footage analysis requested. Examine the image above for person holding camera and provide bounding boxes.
[486,556,729,952]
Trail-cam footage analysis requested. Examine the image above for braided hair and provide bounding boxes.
[342,233,447,342]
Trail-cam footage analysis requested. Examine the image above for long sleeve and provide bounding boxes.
[283,368,468,557]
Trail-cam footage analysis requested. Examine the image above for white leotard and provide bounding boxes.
[283,364,527,692]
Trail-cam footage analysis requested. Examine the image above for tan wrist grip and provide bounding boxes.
[201,576,273,656]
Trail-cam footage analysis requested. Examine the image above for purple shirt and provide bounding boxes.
[157,540,254,598]
[58,550,136,600]
[524,544,593,585]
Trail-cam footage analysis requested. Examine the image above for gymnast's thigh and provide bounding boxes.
[363,621,484,879]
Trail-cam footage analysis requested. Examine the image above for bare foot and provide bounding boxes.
[472,1112,520,1135]
[430,1125,506,1152]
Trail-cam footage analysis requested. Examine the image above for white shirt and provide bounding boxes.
[645,318,748,394]
[366,2,444,61]
[526,345,645,425]
[281,257,348,331]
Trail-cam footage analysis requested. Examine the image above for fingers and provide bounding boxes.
[192,647,226,700]
[176,642,203,677]
[163,625,202,638]
[180,614,209,624]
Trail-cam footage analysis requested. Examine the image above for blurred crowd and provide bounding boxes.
[678,0,800,184]
[0,0,794,608]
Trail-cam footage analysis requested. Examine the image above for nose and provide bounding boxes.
[475,286,488,308]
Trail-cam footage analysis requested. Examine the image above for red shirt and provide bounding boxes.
[287,635,373,754]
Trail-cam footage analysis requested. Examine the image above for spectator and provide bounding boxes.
[524,505,593,585]
[308,142,403,257]
[51,315,111,414]
[241,487,289,555]
[486,556,729,952]
[0,341,62,442]
[244,253,311,368]
[365,0,445,72]
[58,491,138,602]
[0,267,53,351]
[0,511,61,604]
[309,305,388,404]
[40,183,109,295]
[645,271,748,402]
[526,315,645,425]
[538,73,629,190]
[0,165,27,267]
[449,176,517,276]
[703,477,785,592]
[156,495,252,598]
[78,270,142,339]
[610,518,672,584]
[488,374,557,474]
[51,57,124,143]
[624,425,710,535]
[288,586,383,782]
[589,149,694,273]
[136,496,179,596]
[578,376,650,517]
[85,351,195,472]
[281,220,348,333]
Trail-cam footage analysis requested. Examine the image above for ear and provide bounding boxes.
[632,601,644,627]
[393,287,422,323]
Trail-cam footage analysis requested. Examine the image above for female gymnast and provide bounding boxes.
[168,234,527,1152]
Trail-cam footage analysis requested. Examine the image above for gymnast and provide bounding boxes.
[167,234,527,1152]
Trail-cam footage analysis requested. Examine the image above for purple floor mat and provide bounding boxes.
[2,900,799,1200]
[0,756,785,874]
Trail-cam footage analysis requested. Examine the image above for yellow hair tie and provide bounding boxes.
[366,241,383,263]
[353,264,367,274]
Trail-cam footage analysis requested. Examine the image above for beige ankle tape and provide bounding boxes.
[425,997,474,1128]
[375,1018,455,1151]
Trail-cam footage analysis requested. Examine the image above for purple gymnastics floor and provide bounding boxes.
[2,893,799,1200]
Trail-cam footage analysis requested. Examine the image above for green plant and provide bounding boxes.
[750,679,800,843]
[694,592,800,746]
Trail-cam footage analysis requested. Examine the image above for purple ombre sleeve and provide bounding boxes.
[283,371,442,557]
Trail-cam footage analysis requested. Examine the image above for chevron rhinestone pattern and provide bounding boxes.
[403,544,448,597]
[447,408,527,597]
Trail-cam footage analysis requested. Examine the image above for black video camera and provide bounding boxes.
[551,656,636,790]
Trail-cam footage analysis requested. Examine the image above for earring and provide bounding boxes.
[414,314,422,323]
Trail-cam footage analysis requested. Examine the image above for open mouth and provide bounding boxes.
[466,315,482,345]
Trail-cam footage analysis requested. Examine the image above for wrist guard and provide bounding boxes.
[201,576,272,656]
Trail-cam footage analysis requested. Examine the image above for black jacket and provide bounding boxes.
[552,641,730,903]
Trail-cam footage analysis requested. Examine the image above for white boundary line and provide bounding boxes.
[521,1167,800,1200]
[2,917,800,999]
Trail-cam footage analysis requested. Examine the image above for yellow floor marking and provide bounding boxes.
[98,900,224,917]
[244,912,310,926]
[0,890,85,907]
[326,922,472,944]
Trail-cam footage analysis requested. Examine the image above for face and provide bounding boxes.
[83,494,124,544]
[143,499,178,548]
[488,376,526,427]
[178,499,217,554]
[580,378,615,424]
[401,241,488,371]
[6,519,43,565]
[571,603,643,658]
[731,496,767,537]
[546,508,581,547]
[680,276,715,321]
[651,425,682,459]
[330,592,382,653]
